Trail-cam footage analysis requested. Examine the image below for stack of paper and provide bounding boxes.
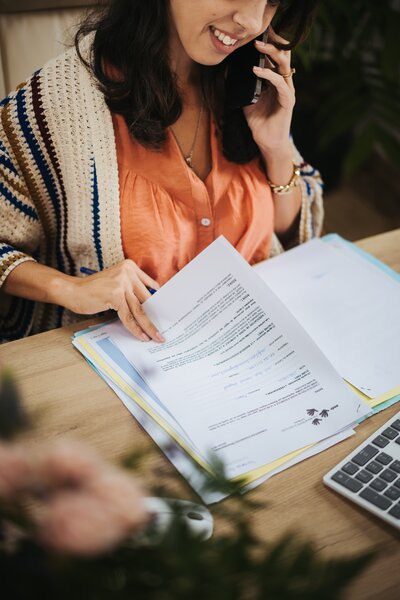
[254,235,400,415]
[72,235,400,503]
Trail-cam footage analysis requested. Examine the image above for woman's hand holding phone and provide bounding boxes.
[243,27,295,157]
[243,27,302,237]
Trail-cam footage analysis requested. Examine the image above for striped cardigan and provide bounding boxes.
[0,42,324,343]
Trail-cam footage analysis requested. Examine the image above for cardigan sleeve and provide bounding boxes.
[0,96,41,289]
[268,139,324,257]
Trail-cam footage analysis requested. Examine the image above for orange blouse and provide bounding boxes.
[113,113,274,286]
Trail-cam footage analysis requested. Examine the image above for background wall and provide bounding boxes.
[0,8,83,96]
[0,0,94,98]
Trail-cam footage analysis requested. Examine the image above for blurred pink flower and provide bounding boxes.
[36,440,105,489]
[0,443,36,500]
[34,469,147,555]
[0,439,149,556]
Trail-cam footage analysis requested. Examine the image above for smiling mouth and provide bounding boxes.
[210,26,239,47]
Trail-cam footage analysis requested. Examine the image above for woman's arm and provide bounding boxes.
[259,144,302,236]
[243,28,323,242]
[3,260,164,342]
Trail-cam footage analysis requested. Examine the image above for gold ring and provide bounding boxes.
[282,67,296,79]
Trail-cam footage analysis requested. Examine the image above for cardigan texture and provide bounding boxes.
[0,42,324,342]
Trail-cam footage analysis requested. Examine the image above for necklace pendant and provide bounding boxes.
[185,155,193,168]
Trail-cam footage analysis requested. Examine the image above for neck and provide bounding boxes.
[171,54,202,108]
[168,26,198,88]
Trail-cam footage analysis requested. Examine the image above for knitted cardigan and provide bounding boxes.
[0,43,324,343]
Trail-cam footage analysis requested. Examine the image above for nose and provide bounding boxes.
[232,0,266,36]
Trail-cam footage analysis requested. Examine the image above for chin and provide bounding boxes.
[191,51,227,67]
[198,58,226,66]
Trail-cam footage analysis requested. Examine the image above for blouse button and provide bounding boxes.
[200,217,211,227]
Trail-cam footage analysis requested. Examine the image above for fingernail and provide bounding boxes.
[253,66,263,73]
[140,333,150,342]
[255,39,265,46]
[155,331,165,343]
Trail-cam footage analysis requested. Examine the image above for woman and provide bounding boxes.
[0,0,323,343]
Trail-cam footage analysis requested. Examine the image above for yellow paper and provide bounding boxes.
[345,380,400,408]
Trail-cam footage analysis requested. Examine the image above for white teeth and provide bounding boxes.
[211,27,238,47]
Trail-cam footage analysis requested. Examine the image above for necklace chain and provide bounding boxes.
[171,103,204,169]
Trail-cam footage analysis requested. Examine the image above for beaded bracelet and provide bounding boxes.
[266,164,301,195]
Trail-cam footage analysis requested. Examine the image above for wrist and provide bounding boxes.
[267,163,301,196]
[260,148,300,195]
[259,141,293,163]
[260,146,293,181]
[49,272,78,311]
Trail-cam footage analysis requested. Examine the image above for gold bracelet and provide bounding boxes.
[267,164,301,195]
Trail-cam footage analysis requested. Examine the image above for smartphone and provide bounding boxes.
[225,30,269,109]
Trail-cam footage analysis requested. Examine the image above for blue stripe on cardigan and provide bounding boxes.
[0,95,12,109]
[0,244,15,257]
[0,181,38,220]
[0,152,18,175]
[16,87,65,271]
[91,160,104,270]
[0,130,18,176]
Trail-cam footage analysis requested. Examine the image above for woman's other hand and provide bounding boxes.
[243,27,295,155]
[67,260,164,342]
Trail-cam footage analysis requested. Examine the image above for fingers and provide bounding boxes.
[267,26,290,47]
[255,32,294,92]
[118,291,165,343]
[136,268,160,293]
[106,260,164,342]
[253,66,295,109]
[132,277,152,304]
[118,302,151,342]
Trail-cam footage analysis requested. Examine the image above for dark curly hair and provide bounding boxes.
[76,0,318,163]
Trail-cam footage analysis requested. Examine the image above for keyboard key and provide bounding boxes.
[375,453,393,465]
[389,460,400,474]
[355,470,373,484]
[332,471,363,493]
[394,480,400,490]
[388,505,400,519]
[382,427,398,440]
[384,487,400,501]
[360,487,392,510]
[396,438,400,445]
[370,478,387,491]
[366,461,383,474]
[342,462,359,475]
[380,469,397,483]
[372,435,389,448]
[391,419,400,432]
[352,445,379,466]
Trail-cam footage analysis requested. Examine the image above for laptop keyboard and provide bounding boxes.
[324,411,400,529]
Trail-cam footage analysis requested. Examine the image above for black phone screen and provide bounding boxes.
[225,32,267,109]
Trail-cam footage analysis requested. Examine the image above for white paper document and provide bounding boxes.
[105,237,368,479]
[74,325,355,503]
[253,237,400,398]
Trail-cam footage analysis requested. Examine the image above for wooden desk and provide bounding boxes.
[2,229,400,599]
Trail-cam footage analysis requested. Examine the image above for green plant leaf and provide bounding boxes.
[342,127,376,177]
[0,369,29,439]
